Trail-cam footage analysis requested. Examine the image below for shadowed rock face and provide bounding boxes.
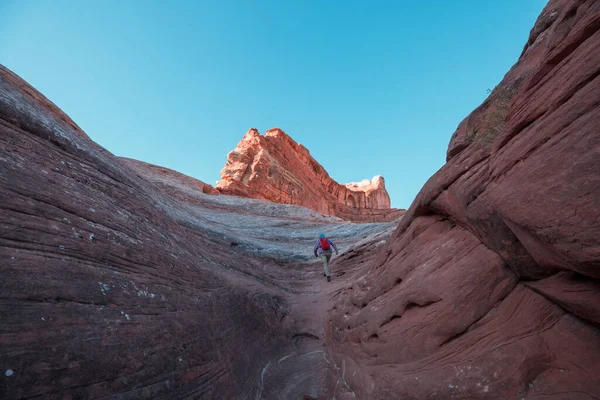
[326,0,600,398]
[216,128,404,223]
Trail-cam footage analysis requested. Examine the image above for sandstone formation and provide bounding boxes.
[326,0,600,398]
[1,0,599,398]
[0,64,282,399]
[120,157,219,197]
[0,63,395,399]
[216,128,404,223]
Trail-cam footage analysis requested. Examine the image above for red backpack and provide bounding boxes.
[319,237,330,251]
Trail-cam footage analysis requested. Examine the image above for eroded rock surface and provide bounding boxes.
[0,64,394,399]
[216,128,404,223]
[122,158,220,196]
[2,0,599,398]
[326,0,600,398]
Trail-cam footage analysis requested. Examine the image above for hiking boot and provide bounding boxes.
[327,276,331,282]
[324,273,326,277]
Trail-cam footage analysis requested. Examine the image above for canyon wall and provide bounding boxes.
[326,0,600,398]
[217,128,403,223]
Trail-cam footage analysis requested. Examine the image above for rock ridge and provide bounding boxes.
[216,127,403,222]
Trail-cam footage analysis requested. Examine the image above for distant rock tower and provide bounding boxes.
[216,128,403,222]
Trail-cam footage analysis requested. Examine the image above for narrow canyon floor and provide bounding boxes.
[0,70,394,397]
[126,160,397,399]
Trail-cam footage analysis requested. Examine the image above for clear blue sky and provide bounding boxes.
[0,0,547,209]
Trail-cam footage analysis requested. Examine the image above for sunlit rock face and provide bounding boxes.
[216,127,404,222]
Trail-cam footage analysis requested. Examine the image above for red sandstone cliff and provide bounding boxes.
[216,128,404,222]
[326,0,600,398]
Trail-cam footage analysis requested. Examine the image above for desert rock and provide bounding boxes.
[216,128,404,223]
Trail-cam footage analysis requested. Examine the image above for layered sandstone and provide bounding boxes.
[120,157,219,197]
[0,63,395,399]
[1,0,599,398]
[216,128,403,222]
[326,0,600,398]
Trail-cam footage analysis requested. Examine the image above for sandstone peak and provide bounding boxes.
[264,127,287,137]
[244,127,260,137]
[345,175,386,191]
[216,128,403,222]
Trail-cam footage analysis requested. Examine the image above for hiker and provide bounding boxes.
[314,234,338,282]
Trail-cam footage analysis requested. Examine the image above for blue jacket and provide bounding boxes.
[314,238,338,256]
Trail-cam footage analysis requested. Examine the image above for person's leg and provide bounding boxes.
[320,254,330,277]
[325,253,332,276]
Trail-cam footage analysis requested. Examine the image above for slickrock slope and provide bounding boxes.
[121,158,219,197]
[0,64,395,399]
[326,1,600,399]
[216,128,404,223]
